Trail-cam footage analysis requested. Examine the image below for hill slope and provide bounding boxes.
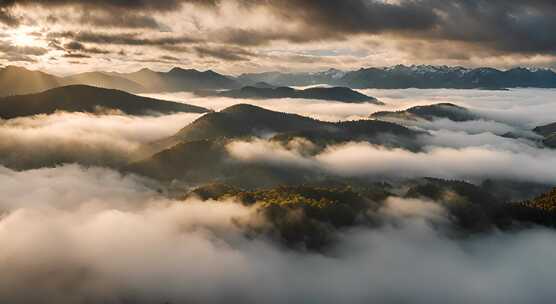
[371,103,479,122]
[133,104,422,182]
[534,122,556,137]
[0,85,209,119]
[173,104,325,142]
[149,103,418,153]
[114,67,241,92]
[61,72,146,93]
[203,86,380,103]
[506,188,556,227]
[128,138,315,186]
[534,122,556,148]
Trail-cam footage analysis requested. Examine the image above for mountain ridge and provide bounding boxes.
[534,122,556,148]
[371,103,480,122]
[240,65,556,89]
[197,86,381,103]
[3,64,556,97]
[133,103,423,180]
[0,85,209,119]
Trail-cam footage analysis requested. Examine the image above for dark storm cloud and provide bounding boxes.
[159,55,180,62]
[185,0,556,56]
[78,11,167,30]
[2,0,556,66]
[221,0,554,55]
[190,0,554,56]
[49,31,200,46]
[161,45,190,53]
[62,52,90,58]
[427,0,556,54]
[0,0,215,29]
[48,39,65,50]
[215,28,340,46]
[0,0,185,11]
[194,45,255,61]
[64,41,110,54]
[63,41,85,50]
[0,7,18,25]
[265,0,439,34]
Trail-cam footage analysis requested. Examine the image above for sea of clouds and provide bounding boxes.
[0,88,555,303]
[0,111,202,168]
[1,164,556,303]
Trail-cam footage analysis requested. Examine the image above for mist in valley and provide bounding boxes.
[2,0,556,302]
[1,164,556,304]
[0,88,555,302]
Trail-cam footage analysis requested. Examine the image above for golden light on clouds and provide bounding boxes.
[9,28,39,47]
[0,0,554,73]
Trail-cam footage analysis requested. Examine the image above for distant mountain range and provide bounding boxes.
[0,85,209,119]
[110,67,240,93]
[336,65,556,89]
[2,65,556,97]
[0,65,147,96]
[240,65,556,89]
[0,65,240,97]
[238,69,347,87]
[0,66,60,96]
[197,86,381,103]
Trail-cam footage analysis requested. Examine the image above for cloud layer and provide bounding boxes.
[1,164,556,303]
[0,111,201,169]
[226,139,556,184]
[0,87,554,302]
[2,0,556,73]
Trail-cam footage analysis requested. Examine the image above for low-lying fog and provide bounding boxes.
[0,88,555,303]
[0,112,202,168]
[148,89,556,184]
[144,88,556,127]
[1,164,555,304]
[226,137,556,184]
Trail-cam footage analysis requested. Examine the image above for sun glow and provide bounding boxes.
[10,28,39,47]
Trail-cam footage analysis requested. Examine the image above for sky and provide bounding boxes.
[0,0,556,75]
